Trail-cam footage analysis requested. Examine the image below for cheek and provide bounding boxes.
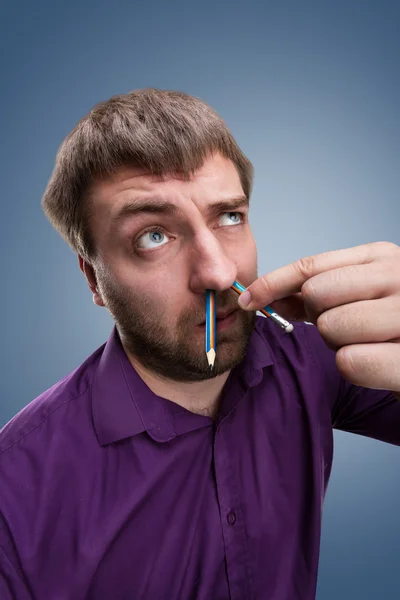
[235,234,258,273]
[132,282,180,323]
[249,236,258,264]
[109,258,181,313]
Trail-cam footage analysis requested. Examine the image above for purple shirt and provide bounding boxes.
[1,316,399,599]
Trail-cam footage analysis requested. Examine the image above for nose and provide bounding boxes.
[188,229,237,294]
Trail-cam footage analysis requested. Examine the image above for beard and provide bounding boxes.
[96,270,256,382]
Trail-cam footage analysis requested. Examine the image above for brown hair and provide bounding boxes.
[41,88,254,264]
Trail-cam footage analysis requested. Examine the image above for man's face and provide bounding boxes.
[88,153,258,381]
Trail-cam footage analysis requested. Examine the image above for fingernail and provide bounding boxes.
[238,290,251,308]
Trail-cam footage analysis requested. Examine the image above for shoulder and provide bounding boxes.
[0,341,106,459]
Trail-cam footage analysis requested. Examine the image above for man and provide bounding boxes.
[1,88,399,600]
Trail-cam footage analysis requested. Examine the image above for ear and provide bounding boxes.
[78,256,105,307]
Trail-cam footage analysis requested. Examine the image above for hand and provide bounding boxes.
[238,242,400,394]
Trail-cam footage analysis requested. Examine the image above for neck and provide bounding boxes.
[123,344,230,419]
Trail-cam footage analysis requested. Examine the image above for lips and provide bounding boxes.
[216,309,236,320]
[198,308,237,326]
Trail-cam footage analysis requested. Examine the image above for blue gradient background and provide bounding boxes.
[1,1,399,597]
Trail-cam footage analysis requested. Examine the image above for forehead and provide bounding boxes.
[90,153,244,216]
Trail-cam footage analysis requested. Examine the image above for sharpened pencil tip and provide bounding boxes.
[206,348,216,369]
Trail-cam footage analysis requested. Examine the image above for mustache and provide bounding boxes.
[181,290,240,325]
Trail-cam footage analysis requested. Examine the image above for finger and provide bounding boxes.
[316,297,400,348]
[336,342,400,391]
[239,242,399,310]
[300,259,400,316]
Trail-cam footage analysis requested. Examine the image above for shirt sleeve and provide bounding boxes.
[303,321,400,446]
[0,544,33,600]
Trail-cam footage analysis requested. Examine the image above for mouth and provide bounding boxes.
[197,308,238,330]
[216,308,237,321]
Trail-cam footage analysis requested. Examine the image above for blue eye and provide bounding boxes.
[219,212,243,226]
[136,230,170,249]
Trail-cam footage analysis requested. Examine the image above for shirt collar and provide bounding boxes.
[91,317,275,446]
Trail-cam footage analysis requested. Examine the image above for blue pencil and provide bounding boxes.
[205,289,216,368]
[231,280,294,333]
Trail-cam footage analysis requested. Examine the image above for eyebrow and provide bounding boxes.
[110,195,249,233]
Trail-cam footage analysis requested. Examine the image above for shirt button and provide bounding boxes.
[227,511,236,525]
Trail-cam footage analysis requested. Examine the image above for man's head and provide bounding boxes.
[42,88,258,381]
